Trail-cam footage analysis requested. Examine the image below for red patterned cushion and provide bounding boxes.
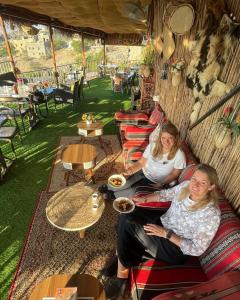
[125,125,155,141]
[178,164,197,183]
[131,257,207,300]
[148,107,164,126]
[123,140,148,166]
[115,111,149,122]
[152,271,240,300]
[180,141,197,165]
[199,196,240,279]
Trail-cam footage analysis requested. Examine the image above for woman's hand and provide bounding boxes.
[149,182,163,189]
[123,168,133,177]
[143,224,167,238]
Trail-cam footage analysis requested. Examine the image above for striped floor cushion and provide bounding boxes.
[122,140,148,166]
[131,257,207,300]
[152,271,240,300]
[125,125,156,141]
[115,111,149,123]
[199,196,240,279]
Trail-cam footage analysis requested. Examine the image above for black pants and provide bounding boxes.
[109,171,158,198]
[117,207,188,268]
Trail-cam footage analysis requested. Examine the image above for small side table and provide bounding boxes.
[62,144,97,184]
[46,184,105,238]
[29,273,106,300]
[77,120,105,149]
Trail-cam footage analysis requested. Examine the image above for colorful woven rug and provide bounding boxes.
[47,135,124,192]
[8,187,119,300]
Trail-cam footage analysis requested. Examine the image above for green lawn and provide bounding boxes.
[0,78,131,299]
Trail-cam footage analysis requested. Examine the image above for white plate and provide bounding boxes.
[108,174,126,189]
[113,197,135,214]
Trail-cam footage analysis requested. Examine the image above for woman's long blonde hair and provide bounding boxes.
[178,164,219,211]
[152,123,180,160]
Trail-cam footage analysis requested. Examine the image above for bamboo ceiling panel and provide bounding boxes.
[0,0,151,33]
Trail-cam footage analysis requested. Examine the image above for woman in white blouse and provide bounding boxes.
[104,164,221,299]
[109,123,186,199]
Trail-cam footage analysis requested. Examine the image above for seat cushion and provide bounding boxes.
[199,196,240,279]
[148,107,164,126]
[131,257,207,300]
[180,140,197,165]
[152,271,240,300]
[178,163,197,183]
[125,125,155,141]
[0,127,17,138]
[115,111,149,123]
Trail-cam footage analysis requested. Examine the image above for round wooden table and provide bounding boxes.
[46,183,105,238]
[29,273,106,300]
[77,120,104,149]
[62,143,97,184]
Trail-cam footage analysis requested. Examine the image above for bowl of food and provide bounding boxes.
[113,197,135,214]
[108,174,126,189]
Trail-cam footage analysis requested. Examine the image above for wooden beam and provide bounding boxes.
[49,25,59,87]
[103,39,106,65]
[0,15,17,77]
[81,32,86,75]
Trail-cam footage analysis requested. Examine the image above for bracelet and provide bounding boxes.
[166,229,174,240]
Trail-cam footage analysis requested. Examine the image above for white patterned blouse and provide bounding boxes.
[155,181,221,256]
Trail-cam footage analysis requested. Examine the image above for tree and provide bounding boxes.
[53,39,68,50]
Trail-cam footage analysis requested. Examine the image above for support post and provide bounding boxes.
[0,15,17,77]
[81,32,86,76]
[103,39,106,65]
[49,25,59,87]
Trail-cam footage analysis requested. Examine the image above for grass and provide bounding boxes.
[0,78,131,299]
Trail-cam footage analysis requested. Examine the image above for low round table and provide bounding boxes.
[29,273,106,300]
[46,184,105,238]
[77,120,104,149]
[62,143,97,184]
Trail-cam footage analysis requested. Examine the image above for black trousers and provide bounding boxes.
[117,207,188,268]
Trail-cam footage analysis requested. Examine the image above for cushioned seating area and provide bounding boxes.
[152,271,240,300]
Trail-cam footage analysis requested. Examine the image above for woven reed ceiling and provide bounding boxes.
[0,0,151,34]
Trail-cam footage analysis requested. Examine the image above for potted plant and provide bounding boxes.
[82,113,95,125]
[171,58,185,87]
[213,103,240,149]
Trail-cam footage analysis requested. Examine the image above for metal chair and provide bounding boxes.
[0,106,22,156]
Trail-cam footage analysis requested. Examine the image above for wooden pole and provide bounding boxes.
[190,84,240,130]
[81,32,86,76]
[49,25,59,87]
[103,39,106,65]
[0,15,17,78]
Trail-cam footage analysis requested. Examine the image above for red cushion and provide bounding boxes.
[125,125,155,141]
[152,271,240,300]
[131,257,207,300]
[178,164,197,183]
[180,141,197,165]
[199,196,240,279]
[115,111,149,122]
[148,107,164,126]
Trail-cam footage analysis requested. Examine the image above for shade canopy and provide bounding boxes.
[0,0,151,36]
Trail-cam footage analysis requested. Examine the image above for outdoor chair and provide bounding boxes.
[31,90,49,117]
[52,88,74,110]
[0,106,22,157]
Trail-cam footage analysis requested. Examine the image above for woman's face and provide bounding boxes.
[160,132,175,151]
[189,170,215,201]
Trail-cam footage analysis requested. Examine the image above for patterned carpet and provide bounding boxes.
[9,135,128,300]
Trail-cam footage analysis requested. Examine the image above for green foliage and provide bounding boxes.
[53,39,68,50]
[143,42,155,67]
[0,41,16,57]
[71,40,82,53]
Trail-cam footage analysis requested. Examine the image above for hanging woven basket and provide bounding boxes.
[215,126,232,149]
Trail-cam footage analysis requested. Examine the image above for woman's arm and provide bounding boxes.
[123,157,147,176]
[152,168,183,188]
[144,224,181,247]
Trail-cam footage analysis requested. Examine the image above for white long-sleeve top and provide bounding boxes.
[156,181,221,256]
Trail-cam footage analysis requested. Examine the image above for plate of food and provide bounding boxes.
[108,174,126,189]
[113,197,135,214]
